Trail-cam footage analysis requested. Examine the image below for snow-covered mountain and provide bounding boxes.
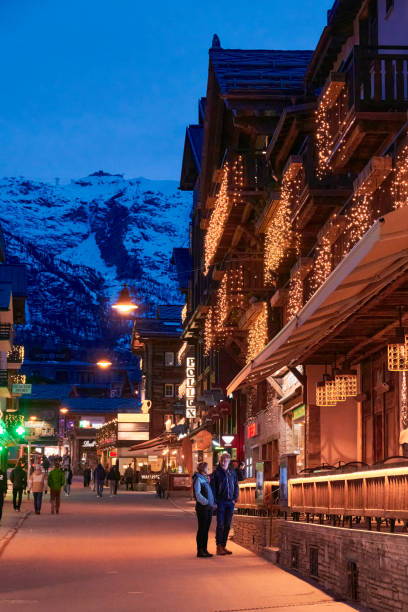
[0,172,191,355]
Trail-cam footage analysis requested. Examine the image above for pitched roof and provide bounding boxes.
[157,305,183,321]
[0,264,27,297]
[133,317,183,339]
[63,397,141,413]
[0,283,11,309]
[210,49,313,97]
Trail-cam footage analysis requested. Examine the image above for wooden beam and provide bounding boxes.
[287,366,306,386]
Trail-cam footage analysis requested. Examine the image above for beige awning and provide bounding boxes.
[227,207,408,394]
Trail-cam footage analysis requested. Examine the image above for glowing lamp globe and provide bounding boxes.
[112,284,138,314]
[97,359,112,369]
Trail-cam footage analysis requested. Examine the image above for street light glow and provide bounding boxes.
[96,359,113,368]
[112,283,138,314]
[60,408,69,414]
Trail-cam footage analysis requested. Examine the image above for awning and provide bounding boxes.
[128,433,177,457]
[227,207,408,394]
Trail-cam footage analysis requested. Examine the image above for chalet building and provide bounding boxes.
[130,305,185,440]
[180,1,408,608]
[179,36,313,471]
[0,223,28,466]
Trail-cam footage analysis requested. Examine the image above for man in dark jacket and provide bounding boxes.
[10,460,27,512]
[0,466,7,520]
[94,462,106,498]
[210,452,239,556]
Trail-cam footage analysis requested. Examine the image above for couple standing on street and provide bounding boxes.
[29,460,66,514]
[193,452,239,558]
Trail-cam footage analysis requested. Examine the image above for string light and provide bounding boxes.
[247,303,268,363]
[316,88,348,178]
[204,157,244,274]
[181,303,187,323]
[287,268,304,320]
[264,167,302,284]
[311,224,335,294]
[391,143,408,209]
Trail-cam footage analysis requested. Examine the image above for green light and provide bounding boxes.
[16,425,25,436]
[0,426,4,434]
[0,446,3,451]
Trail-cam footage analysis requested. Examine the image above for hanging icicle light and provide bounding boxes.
[387,308,408,372]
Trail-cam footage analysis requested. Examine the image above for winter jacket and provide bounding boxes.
[107,467,120,481]
[193,472,214,506]
[29,471,46,493]
[0,469,7,495]
[47,467,66,491]
[210,465,239,504]
[124,467,134,481]
[10,465,27,490]
[94,464,106,483]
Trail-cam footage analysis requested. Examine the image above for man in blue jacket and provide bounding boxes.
[210,452,239,555]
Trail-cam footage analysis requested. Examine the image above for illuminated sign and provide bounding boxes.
[82,440,96,448]
[109,450,117,457]
[185,357,196,419]
[222,435,235,446]
[247,423,258,439]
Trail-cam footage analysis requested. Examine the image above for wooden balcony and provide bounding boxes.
[288,463,408,532]
[322,46,408,174]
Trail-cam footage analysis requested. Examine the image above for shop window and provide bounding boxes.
[246,457,253,478]
[164,384,174,397]
[310,547,318,577]
[165,352,175,367]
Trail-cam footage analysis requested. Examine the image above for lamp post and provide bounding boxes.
[59,408,69,457]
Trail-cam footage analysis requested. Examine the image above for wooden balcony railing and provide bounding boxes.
[288,464,408,531]
[0,324,12,341]
[8,372,26,392]
[323,46,408,157]
[237,479,280,515]
[214,150,269,194]
[0,370,7,387]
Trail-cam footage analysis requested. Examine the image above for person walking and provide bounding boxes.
[107,464,120,496]
[10,460,27,512]
[83,465,91,487]
[0,465,7,521]
[193,462,215,558]
[94,462,106,498]
[42,455,50,494]
[235,461,246,482]
[210,452,239,556]
[47,460,65,514]
[28,464,46,514]
[124,465,134,491]
[64,467,72,496]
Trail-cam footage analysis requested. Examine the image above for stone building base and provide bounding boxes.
[232,515,279,555]
[279,520,408,611]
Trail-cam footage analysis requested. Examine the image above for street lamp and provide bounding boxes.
[96,359,113,369]
[112,283,138,314]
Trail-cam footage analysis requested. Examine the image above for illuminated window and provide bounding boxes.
[165,352,175,367]
[164,384,174,398]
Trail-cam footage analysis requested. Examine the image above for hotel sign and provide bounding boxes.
[185,357,196,419]
[247,422,259,439]
[12,384,32,395]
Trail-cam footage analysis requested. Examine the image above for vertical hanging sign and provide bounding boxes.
[186,357,196,419]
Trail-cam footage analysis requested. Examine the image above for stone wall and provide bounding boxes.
[233,515,279,554]
[279,520,408,611]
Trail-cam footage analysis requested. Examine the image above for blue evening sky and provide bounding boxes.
[0,0,331,183]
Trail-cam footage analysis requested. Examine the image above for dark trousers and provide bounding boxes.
[114,480,118,494]
[33,492,43,513]
[196,503,212,552]
[0,493,4,520]
[13,487,23,510]
[84,475,90,487]
[215,501,234,546]
[96,481,104,496]
[50,489,61,513]
[126,479,133,491]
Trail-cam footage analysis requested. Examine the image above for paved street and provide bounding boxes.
[0,482,360,612]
